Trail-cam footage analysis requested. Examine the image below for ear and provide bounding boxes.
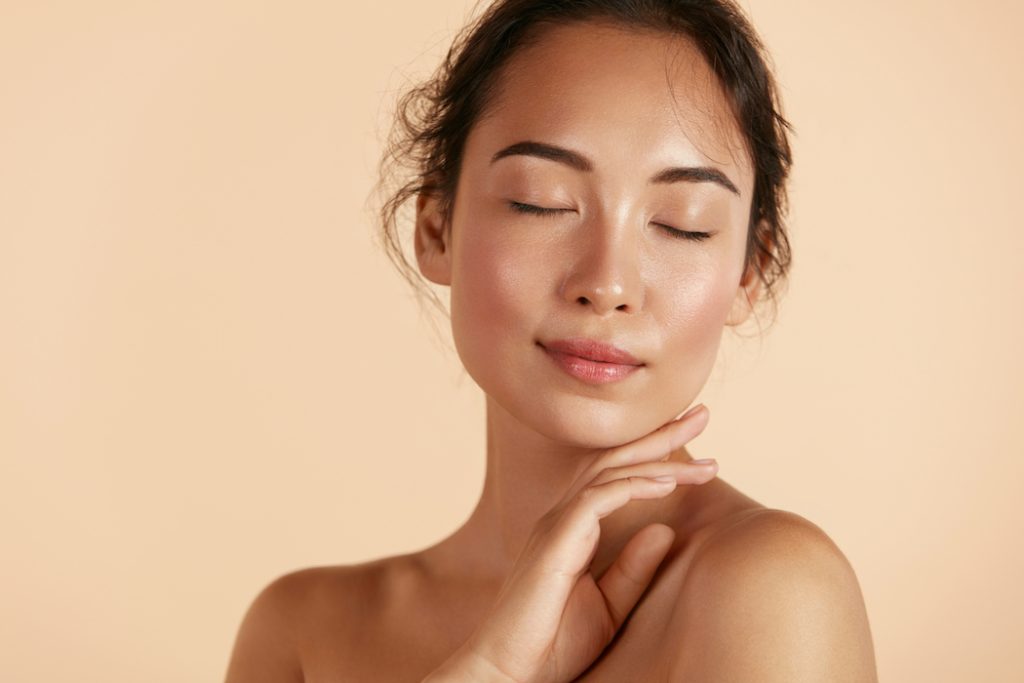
[413,190,452,286]
[725,219,770,327]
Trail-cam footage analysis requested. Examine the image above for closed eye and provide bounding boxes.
[507,201,712,242]
[507,201,570,217]
[653,221,712,242]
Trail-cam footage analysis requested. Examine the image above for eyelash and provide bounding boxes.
[507,201,711,242]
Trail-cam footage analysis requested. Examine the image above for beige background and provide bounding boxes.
[1,1,1021,680]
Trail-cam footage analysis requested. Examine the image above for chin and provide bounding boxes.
[514,391,661,450]
[464,343,699,450]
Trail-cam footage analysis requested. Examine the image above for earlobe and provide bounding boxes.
[725,221,771,327]
[413,191,452,286]
[725,264,760,327]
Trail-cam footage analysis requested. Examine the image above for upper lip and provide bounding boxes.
[541,337,644,365]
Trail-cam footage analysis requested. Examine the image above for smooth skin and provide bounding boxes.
[225,20,877,683]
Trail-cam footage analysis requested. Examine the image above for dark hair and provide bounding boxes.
[372,0,794,330]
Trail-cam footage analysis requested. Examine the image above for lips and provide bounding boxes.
[540,337,643,365]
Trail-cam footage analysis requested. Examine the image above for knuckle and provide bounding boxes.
[577,485,600,503]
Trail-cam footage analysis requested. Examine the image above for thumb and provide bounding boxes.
[595,523,677,631]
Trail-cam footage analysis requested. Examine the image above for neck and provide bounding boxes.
[422,394,700,586]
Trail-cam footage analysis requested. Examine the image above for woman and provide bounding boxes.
[226,1,878,680]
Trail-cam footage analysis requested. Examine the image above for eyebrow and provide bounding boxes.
[490,140,741,196]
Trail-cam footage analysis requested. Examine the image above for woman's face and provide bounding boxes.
[416,21,761,448]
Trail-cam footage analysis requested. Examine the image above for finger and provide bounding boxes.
[568,475,684,525]
[673,402,706,422]
[558,406,710,511]
[575,406,710,491]
[540,476,683,578]
[588,458,718,488]
[596,523,676,631]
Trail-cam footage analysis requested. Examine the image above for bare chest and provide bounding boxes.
[298,485,759,681]
[299,570,684,683]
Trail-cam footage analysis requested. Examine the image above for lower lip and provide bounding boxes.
[540,344,643,384]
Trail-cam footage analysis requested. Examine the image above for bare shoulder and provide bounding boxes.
[223,568,312,683]
[223,560,394,682]
[665,508,879,683]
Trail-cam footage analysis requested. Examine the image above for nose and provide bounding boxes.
[559,209,644,315]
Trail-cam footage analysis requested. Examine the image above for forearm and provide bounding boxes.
[421,647,519,683]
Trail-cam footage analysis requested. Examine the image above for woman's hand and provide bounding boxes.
[423,404,717,683]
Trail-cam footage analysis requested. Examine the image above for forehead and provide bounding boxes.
[470,20,752,188]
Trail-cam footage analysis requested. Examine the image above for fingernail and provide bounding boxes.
[691,458,716,465]
[676,403,704,421]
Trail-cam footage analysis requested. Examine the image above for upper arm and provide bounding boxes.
[224,570,309,683]
[666,509,878,683]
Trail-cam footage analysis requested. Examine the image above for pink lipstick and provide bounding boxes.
[539,338,644,385]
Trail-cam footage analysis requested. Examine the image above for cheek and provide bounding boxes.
[654,258,739,375]
[669,273,735,333]
[449,219,541,378]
